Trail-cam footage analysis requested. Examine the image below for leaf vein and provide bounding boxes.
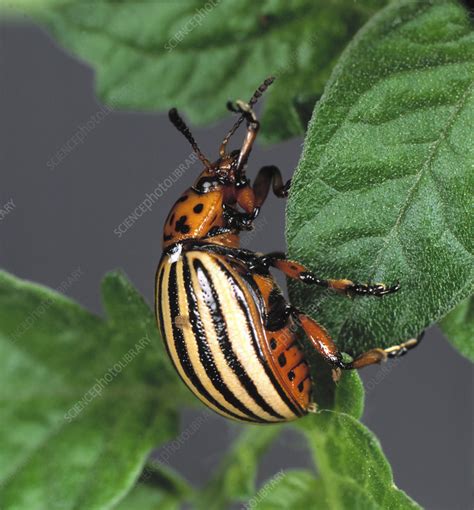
[334,78,474,339]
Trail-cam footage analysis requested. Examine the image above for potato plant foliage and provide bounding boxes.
[0,1,472,509]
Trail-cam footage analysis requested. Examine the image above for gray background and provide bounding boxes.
[1,21,472,510]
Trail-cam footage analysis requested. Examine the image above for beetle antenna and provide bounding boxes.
[219,76,275,157]
[168,108,212,169]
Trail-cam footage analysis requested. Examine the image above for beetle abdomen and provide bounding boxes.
[156,249,305,423]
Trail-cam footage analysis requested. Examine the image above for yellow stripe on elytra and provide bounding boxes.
[175,256,248,421]
[158,257,230,420]
[188,252,279,422]
[159,256,258,422]
[159,260,189,386]
[192,252,297,421]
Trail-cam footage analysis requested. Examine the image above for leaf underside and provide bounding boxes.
[287,0,474,354]
[0,0,387,143]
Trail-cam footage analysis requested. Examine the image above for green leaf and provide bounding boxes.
[254,468,409,510]
[296,410,421,510]
[115,461,193,510]
[248,470,318,510]
[330,370,364,419]
[240,374,419,510]
[115,484,179,510]
[296,372,419,510]
[440,295,474,361]
[287,0,474,354]
[0,270,190,510]
[0,0,387,143]
[139,459,194,500]
[196,425,282,510]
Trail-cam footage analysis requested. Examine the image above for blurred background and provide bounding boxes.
[0,19,472,510]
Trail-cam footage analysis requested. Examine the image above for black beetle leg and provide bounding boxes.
[260,253,400,298]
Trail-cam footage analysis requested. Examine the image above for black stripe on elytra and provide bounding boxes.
[192,258,284,421]
[185,257,266,422]
[157,262,197,397]
[156,264,170,354]
[218,260,303,417]
[167,261,255,423]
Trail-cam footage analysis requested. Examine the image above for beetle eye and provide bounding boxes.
[195,177,220,193]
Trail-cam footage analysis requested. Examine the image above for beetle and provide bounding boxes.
[155,77,422,423]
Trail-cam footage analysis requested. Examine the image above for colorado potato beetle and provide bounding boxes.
[155,77,422,423]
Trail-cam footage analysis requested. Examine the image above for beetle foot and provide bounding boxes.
[344,281,401,297]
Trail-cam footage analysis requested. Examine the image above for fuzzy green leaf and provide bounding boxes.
[116,462,193,510]
[298,372,418,509]
[0,0,387,143]
[115,484,179,510]
[440,295,474,361]
[241,373,419,510]
[195,364,366,510]
[0,270,190,510]
[287,0,474,354]
[295,411,420,510]
[250,470,318,510]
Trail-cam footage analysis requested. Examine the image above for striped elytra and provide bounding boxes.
[155,248,311,423]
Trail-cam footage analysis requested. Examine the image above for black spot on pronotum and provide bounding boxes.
[178,195,189,202]
[269,338,277,350]
[193,203,204,214]
[288,370,295,382]
[297,381,304,392]
[164,234,173,241]
[175,215,190,234]
[278,353,286,367]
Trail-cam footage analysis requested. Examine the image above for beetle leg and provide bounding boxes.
[261,253,400,298]
[222,204,258,231]
[383,331,424,358]
[347,331,424,368]
[206,226,234,238]
[253,166,291,208]
[265,287,293,331]
[292,311,346,368]
[227,100,260,174]
[294,309,424,370]
[235,166,290,224]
